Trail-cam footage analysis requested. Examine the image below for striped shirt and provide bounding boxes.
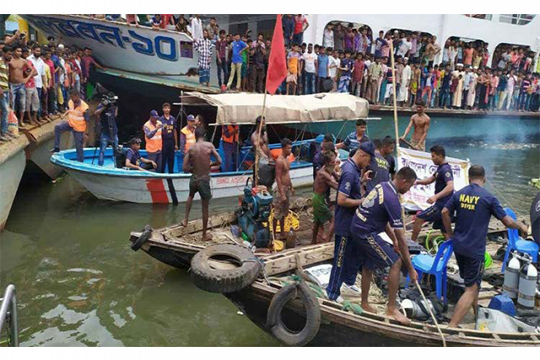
[194,38,213,69]
[0,58,9,91]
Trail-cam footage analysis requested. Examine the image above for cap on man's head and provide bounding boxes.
[187,114,196,121]
[359,141,375,158]
[150,110,159,119]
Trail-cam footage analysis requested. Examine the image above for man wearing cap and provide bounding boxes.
[336,119,371,153]
[53,89,88,162]
[160,102,178,173]
[125,137,157,171]
[179,114,197,167]
[143,110,163,172]
[326,141,375,302]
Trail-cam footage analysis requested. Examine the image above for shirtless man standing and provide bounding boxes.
[312,150,339,244]
[9,45,35,128]
[400,100,430,151]
[273,138,294,240]
[182,127,222,241]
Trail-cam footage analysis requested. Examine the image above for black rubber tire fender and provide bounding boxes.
[131,225,152,251]
[190,244,262,293]
[266,282,321,346]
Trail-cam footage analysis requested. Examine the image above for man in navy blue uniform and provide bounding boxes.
[349,167,418,325]
[442,165,528,328]
[160,102,178,173]
[364,140,391,195]
[411,145,454,243]
[326,142,375,302]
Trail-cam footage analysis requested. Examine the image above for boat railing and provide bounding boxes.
[0,285,19,347]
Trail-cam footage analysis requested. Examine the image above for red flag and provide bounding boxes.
[265,15,288,95]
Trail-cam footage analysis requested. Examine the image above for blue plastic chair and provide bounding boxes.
[501,208,538,272]
[406,240,454,305]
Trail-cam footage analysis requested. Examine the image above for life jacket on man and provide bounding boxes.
[68,99,89,132]
[181,125,196,153]
[222,125,239,144]
[145,120,163,153]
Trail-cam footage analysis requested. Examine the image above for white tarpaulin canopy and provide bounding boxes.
[180,92,369,125]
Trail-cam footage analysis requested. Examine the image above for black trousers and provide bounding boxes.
[161,140,176,173]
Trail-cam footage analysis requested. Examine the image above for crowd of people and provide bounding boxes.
[0,30,105,142]
[79,14,540,113]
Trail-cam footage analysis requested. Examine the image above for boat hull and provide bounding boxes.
[0,147,27,231]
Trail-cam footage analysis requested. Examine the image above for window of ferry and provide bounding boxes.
[499,14,535,25]
[322,21,373,54]
[464,14,493,21]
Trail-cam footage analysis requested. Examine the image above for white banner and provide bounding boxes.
[397,147,470,211]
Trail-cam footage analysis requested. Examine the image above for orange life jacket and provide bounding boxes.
[144,120,163,153]
[181,126,196,153]
[222,125,239,143]
[68,99,89,132]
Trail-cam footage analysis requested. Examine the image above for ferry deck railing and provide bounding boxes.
[0,285,19,347]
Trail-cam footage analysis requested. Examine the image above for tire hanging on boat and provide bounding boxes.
[190,244,262,293]
[131,225,153,251]
[266,282,321,347]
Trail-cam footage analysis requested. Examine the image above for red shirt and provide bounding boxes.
[25,59,36,89]
[161,14,173,29]
[294,15,307,34]
[44,58,55,86]
[352,60,365,82]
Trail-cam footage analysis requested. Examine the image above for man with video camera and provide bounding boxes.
[95,92,119,166]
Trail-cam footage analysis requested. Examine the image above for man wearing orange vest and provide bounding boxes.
[53,89,89,162]
[143,110,163,172]
[179,114,197,167]
[222,124,239,172]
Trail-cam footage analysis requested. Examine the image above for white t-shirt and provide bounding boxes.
[397,40,412,57]
[59,58,66,85]
[303,52,317,73]
[190,17,204,41]
[323,29,334,48]
[329,57,340,78]
[28,55,44,88]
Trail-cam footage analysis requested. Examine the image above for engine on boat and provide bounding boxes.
[237,181,273,248]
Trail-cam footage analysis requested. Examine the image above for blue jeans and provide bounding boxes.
[222,141,238,172]
[304,72,315,95]
[0,90,9,135]
[217,58,228,86]
[10,83,26,114]
[439,88,450,108]
[292,32,303,45]
[54,121,85,162]
[98,132,119,166]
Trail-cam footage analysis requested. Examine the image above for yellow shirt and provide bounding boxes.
[43,65,51,88]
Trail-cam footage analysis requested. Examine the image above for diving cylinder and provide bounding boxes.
[503,254,521,300]
[517,258,538,309]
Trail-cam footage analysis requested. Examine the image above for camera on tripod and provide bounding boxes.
[101,92,118,107]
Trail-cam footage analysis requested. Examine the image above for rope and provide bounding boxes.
[414,279,447,347]
[485,177,518,211]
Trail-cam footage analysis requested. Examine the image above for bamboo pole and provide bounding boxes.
[254,89,268,186]
[389,41,400,156]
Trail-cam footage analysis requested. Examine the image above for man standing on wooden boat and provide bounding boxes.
[399,100,430,151]
[179,114,197,167]
[350,167,419,325]
[222,123,239,172]
[182,127,222,241]
[326,142,375,302]
[160,102,178,173]
[312,150,339,244]
[336,119,371,153]
[143,110,163,173]
[442,165,528,328]
[53,89,89,162]
[411,145,454,243]
[273,138,294,241]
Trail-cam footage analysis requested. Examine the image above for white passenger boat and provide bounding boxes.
[50,93,369,204]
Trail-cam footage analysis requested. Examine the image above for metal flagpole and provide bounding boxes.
[389,41,400,156]
[254,89,268,186]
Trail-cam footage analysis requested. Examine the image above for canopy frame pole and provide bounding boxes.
[389,41,400,156]
[254,90,268,187]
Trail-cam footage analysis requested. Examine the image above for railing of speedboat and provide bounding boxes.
[0,284,19,347]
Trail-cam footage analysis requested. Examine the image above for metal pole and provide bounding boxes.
[0,284,18,347]
[254,89,268,186]
[389,41,400,156]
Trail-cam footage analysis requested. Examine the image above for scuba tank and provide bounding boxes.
[517,254,538,309]
[503,253,520,300]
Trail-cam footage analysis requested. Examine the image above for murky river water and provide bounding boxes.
[1,118,539,346]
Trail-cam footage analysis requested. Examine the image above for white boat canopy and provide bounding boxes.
[178,92,369,125]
